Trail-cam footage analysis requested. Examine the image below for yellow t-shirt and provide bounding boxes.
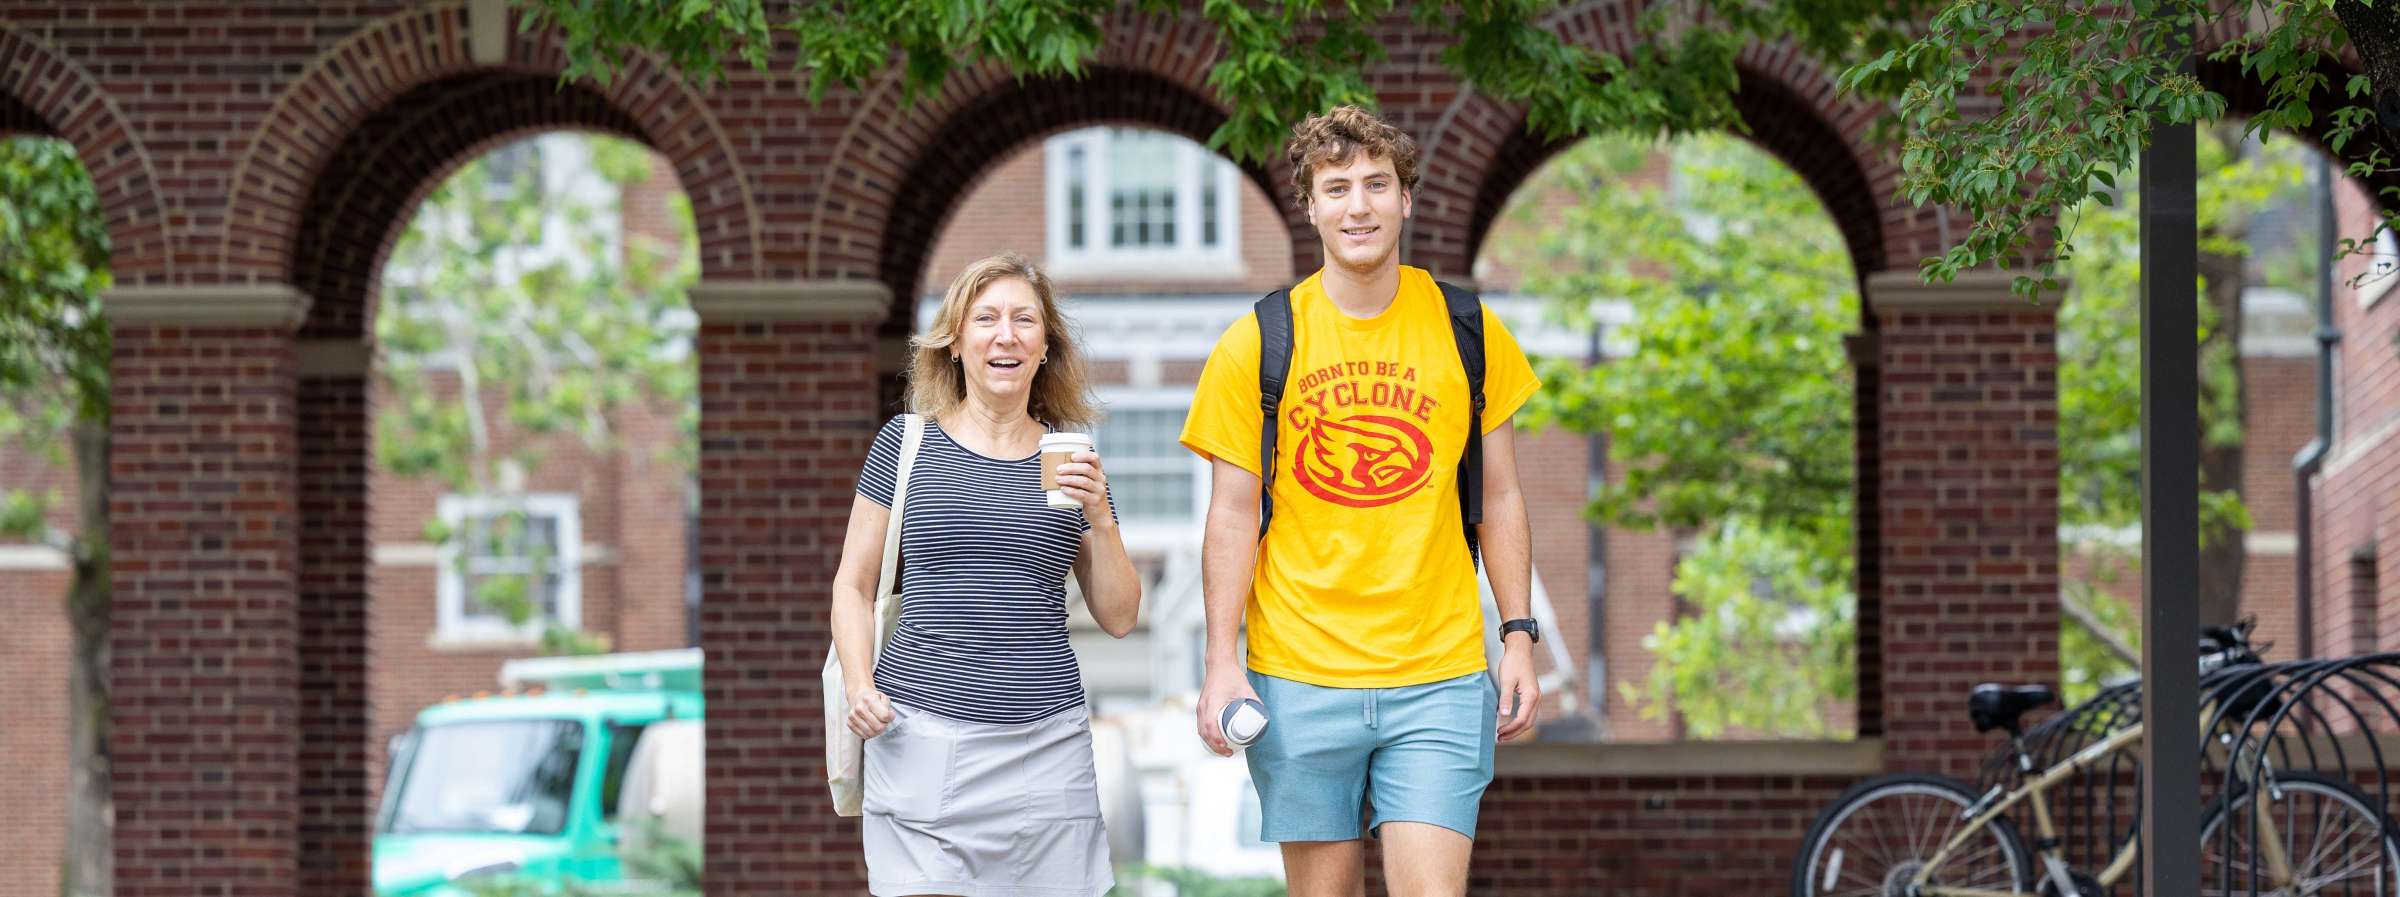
[1179,266,1541,688]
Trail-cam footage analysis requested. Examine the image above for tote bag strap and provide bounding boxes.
[873,414,925,612]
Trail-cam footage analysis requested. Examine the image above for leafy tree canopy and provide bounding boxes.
[522,0,2397,293]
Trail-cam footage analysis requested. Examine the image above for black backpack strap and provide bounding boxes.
[1253,289,1295,540]
[1437,280,1487,565]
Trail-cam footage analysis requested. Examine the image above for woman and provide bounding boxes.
[829,252,1142,897]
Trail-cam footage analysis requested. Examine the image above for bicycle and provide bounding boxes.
[1792,619,2400,896]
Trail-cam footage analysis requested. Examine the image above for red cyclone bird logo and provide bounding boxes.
[1292,414,1435,507]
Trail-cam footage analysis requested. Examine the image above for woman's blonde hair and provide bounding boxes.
[908,252,1098,428]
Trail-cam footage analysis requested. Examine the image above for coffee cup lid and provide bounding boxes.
[1220,698,1268,743]
[1040,431,1094,448]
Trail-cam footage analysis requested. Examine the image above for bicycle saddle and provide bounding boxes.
[1968,683,2055,734]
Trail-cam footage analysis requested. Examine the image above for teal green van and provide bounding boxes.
[372,650,704,897]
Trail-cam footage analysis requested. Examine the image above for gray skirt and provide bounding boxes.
[862,702,1114,897]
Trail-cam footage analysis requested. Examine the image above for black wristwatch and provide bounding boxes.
[1500,618,1541,644]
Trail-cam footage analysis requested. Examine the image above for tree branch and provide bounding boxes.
[2061,587,2139,667]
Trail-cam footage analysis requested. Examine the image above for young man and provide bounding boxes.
[1178,105,1542,896]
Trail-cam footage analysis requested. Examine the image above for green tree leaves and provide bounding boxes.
[1508,126,2307,731]
[1508,133,1859,737]
[0,137,109,539]
[520,0,2400,294]
[378,135,697,648]
[1846,0,2380,298]
[0,134,116,897]
[513,0,1923,165]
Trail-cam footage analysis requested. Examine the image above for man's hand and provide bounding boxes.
[1496,636,1540,742]
[1196,658,1263,757]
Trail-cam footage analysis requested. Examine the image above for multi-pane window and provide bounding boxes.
[1093,398,1201,522]
[1108,130,1181,248]
[1047,127,1241,275]
[436,493,583,641]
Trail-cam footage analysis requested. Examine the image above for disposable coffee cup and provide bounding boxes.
[1039,432,1095,509]
[1220,698,1269,748]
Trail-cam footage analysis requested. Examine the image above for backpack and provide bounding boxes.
[1254,281,1487,563]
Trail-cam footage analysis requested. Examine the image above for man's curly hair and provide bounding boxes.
[1284,105,1419,210]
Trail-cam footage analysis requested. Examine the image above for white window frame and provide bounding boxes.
[1044,127,1243,279]
[435,492,584,644]
[1093,388,1209,527]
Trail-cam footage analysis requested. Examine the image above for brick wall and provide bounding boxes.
[2240,353,2314,657]
[2316,179,2400,659]
[0,329,91,895]
[0,331,694,897]
[1473,774,1858,893]
[0,569,71,897]
[2245,355,2315,535]
[694,317,888,895]
[297,370,372,894]
[1869,293,2061,779]
[107,326,302,896]
[1599,496,1686,740]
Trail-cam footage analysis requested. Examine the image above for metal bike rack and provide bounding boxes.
[1975,653,2400,896]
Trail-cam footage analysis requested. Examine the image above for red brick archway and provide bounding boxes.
[805,7,1274,287]
[218,2,762,286]
[724,40,1315,882]
[866,66,1294,332]
[2,0,2276,891]
[1362,40,2055,897]
[1449,66,1891,284]
[1443,56,1911,739]
[1417,39,1898,281]
[0,86,34,133]
[288,74,654,339]
[275,69,711,897]
[0,24,170,282]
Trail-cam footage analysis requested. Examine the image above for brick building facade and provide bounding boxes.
[0,2,2380,895]
[0,131,705,897]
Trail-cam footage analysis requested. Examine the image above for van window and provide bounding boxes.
[600,722,649,820]
[383,719,582,835]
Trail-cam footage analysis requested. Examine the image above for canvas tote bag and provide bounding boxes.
[824,413,922,816]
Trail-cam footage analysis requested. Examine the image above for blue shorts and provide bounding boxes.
[1242,669,1498,842]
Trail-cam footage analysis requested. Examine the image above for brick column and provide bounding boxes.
[294,340,374,895]
[105,286,309,896]
[691,280,892,896]
[1866,272,2062,779]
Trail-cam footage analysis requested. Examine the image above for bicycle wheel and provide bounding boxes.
[1794,772,2035,897]
[2200,771,2400,896]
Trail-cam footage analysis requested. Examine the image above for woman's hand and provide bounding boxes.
[1054,450,1111,521]
[848,685,897,739]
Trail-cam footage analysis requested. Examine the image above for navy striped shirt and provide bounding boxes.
[856,415,1115,725]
